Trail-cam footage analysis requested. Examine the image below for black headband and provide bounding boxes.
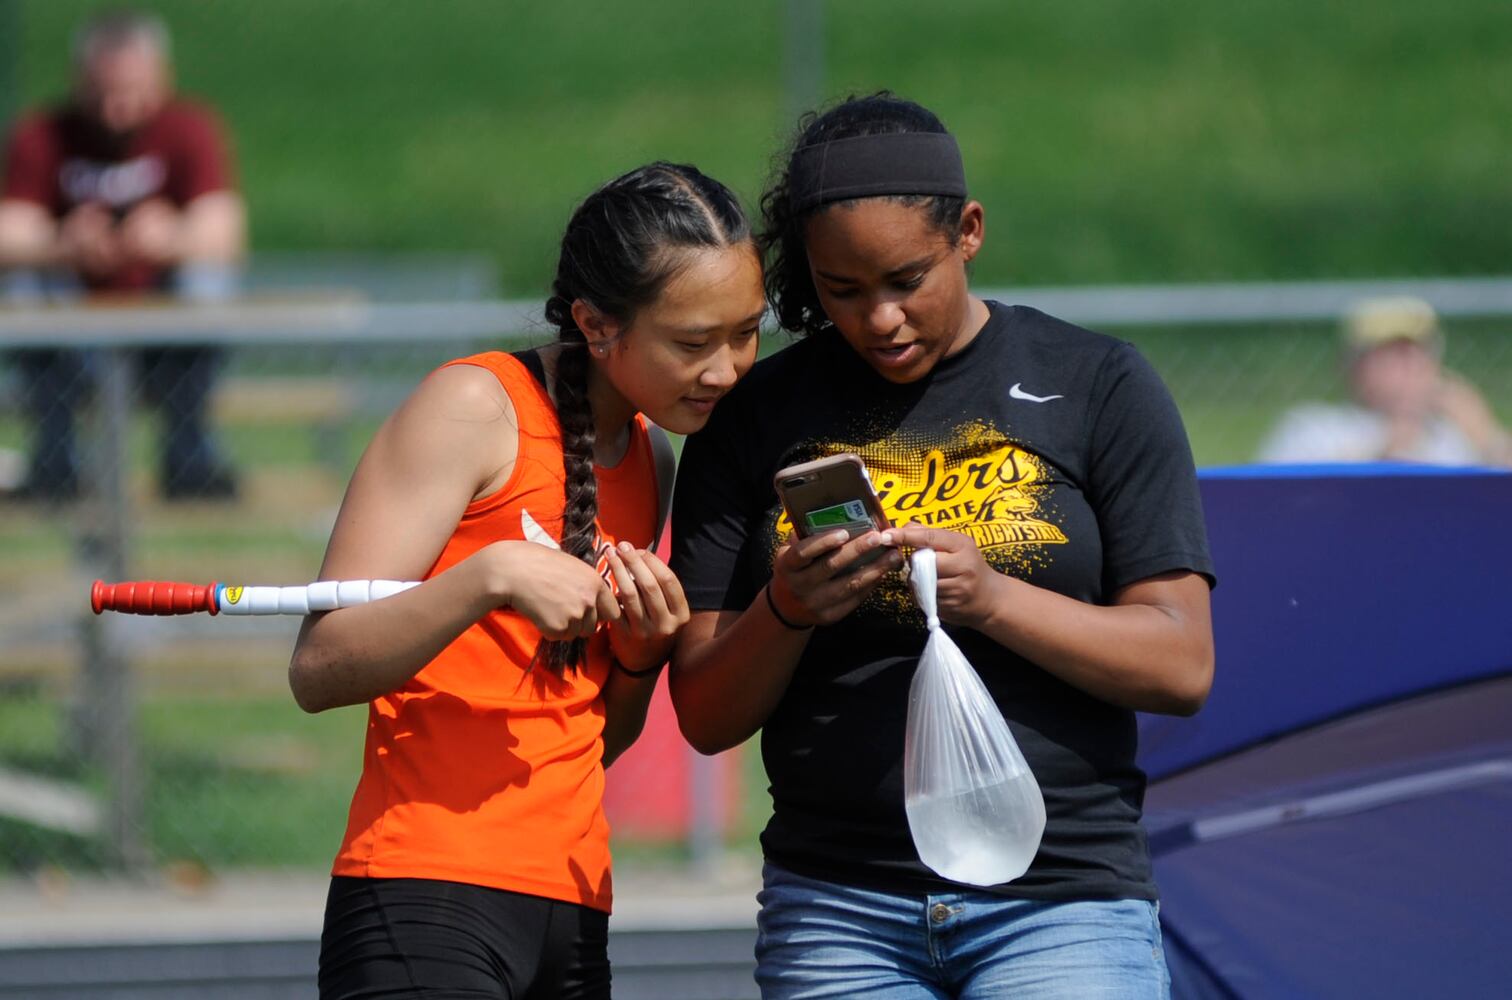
[788,132,967,214]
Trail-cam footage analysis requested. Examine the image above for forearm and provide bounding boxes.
[1455,410,1512,466]
[1435,374,1512,466]
[975,574,1213,715]
[1478,431,1512,467]
[179,193,245,263]
[670,601,812,755]
[289,556,498,713]
[0,204,63,268]
[601,667,661,767]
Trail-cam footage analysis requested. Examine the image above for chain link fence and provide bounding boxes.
[0,268,761,881]
[1,0,1510,891]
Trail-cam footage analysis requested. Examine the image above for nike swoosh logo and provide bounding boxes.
[521,509,561,549]
[1009,383,1064,403]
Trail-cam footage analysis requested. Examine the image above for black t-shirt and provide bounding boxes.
[671,301,1215,900]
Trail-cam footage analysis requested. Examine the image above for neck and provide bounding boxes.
[586,359,635,467]
[539,343,634,467]
[945,295,992,358]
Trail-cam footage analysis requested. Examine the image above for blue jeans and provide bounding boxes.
[755,863,1169,999]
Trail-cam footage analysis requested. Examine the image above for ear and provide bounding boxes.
[957,200,986,264]
[570,299,622,355]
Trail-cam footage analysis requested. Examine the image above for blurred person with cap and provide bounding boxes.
[0,7,246,500]
[1258,296,1512,467]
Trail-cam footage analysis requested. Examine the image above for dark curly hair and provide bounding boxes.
[537,162,750,673]
[759,92,967,337]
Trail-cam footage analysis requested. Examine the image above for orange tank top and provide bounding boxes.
[330,350,659,913]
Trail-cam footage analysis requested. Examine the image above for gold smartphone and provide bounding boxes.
[773,453,891,565]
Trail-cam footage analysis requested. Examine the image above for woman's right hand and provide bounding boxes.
[480,540,621,639]
[767,529,903,627]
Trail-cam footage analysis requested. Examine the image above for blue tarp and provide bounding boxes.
[1137,465,1512,999]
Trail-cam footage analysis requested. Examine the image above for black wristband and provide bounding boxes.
[764,582,813,631]
[613,657,663,679]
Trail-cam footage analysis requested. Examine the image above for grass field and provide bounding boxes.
[11,0,1512,294]
[0,690,364,869]
[0,688,771,872]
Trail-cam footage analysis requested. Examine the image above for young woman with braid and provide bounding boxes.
[670,95,1214,998]
[289,162,764,999]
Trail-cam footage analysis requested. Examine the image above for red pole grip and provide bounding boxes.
[91,580,218,616]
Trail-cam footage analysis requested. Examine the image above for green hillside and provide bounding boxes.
[10,0,1510,295]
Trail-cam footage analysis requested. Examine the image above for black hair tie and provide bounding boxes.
[765,582,814,631]
[613,657,664,679]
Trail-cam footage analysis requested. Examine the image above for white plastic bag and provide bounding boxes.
[903,548,1046,886]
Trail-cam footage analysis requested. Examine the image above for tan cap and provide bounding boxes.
[1343,296,1442,354]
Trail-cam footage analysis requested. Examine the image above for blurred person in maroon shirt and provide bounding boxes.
[0,8,246,500]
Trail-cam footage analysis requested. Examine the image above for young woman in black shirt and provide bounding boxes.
[670,93,1215,999]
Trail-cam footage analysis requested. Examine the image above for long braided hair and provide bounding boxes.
[536,162,750,673]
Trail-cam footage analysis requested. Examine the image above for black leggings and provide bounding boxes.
[319,876,611,999]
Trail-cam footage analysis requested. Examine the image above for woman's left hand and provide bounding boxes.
[604,542,691,675]
[884,526,1005,629]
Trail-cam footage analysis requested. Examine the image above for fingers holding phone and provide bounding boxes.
[769,453,901,627]
[771,528,903,627]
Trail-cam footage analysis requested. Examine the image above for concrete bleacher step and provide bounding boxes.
[0,939,318,999]
[0,928,759,1000]
[611,928,759,1000]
